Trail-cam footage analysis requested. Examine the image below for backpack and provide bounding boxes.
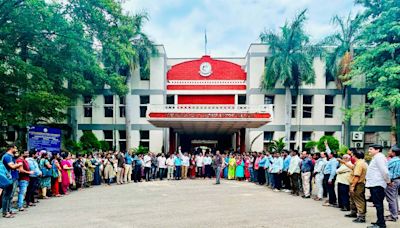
[0,154,13,188]
[40,159,52,177]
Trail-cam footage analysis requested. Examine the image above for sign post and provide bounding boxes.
[28,126,61,153]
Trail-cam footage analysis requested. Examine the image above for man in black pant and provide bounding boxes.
[322,152,338,206]
[365,144,390,228]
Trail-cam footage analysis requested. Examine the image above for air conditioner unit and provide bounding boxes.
[352,132,364,141]
[380,140,391,148]
[352,141,364,148]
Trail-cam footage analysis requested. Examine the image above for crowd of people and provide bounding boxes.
[1,143,399,228]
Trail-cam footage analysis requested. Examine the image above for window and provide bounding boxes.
[83,95,92,117]
[119,141,127,152]
[104,95,113,105]
[290,132,296,141]
[264,131,274,141]
[264,95,274,105]
[290,143,296,150]
[83,96,92,104]
[238,95,246,105]
[140,130,149,149]
[167,95,175,105]
[303,107,312,118]
[84,107,92,117]
[303,95,313,105]
[291,96,297,118]
[325,131,335,136]
[302,132,312,141]
[119,96,125,118]
[365,96,373,118]
[325,95,334,118]
[140,96,149,118]
[302,95,313,118]
[119,130,126,140]
[104,95,113,118]
[103,130,113,140]
[104,107,113,117]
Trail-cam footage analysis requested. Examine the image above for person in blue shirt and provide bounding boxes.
[282,150,291,192]
[258,154,266,185]
[174,153,182,180]
[300,151,314,198]
[323,152,339,206]
[385,145,400,222]
[124,151,133,183]
[2,145,22,218]
[133,154,143,182]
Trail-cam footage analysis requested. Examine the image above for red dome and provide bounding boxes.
[167,56,246,81]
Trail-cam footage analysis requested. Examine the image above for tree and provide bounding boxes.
[349,0,400,144]
[79,131,100,151]
[0,0,153,145]
[316,135,339,152]
[267,137,286,153]
[321,13,362,145]
[260,9,320,149]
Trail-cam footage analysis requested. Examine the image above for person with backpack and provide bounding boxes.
[38,151,52,199]
[1,145,22,218]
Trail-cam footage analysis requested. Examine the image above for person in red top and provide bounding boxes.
[16,150,33,211]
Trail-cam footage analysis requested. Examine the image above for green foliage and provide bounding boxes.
[63,138,82,154]
[79,131,100,151]
[0,0,153,131]
[132,145,148,155]
[349,0,400,141]
[99,140,110,151]
[317,136,340,152]
[338,145,349,157]
[267,137,286,153]
[304,141,318,149]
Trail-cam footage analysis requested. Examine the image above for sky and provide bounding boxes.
[123,0,361,58]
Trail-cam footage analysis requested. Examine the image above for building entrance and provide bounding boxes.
[179,134,233,153]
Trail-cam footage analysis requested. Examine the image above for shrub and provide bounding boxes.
[317,135,339,152]
[99,140,110,151]
[338,145,349,157]
[79,131,100,151]
[132,145,148,155]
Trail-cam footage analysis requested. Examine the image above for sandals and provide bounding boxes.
[2,213,14,218]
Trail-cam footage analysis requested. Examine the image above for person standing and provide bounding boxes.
[16,150,33,211]
[133,154,143,183]
[323,152,339,206]
[166,154,174,180]
[228,154,237,180]
[385,144,400,222]
[343,150,368,223]
[288,150,301,196]
[124,151,133,183]
[60,153,72,193]
[195,153,204,178]
[85,154,95,187]
[335,154,352,211]
[157,153,167,180]
[235,155,245,181]
[271,152,283,192]
[92,153,101,185]
[214,150,223,184]
[181,152,190,179]
[203,153,212,179]
[174,153,182,180]
[51,153,62,196]
[39,152,52,198]
[116,151,125,184]
[143,152,152,182]
[151,153,158,180]
[26,150,41,207]
[1,145,22,218]
[365,144,390,228]
[301,151,313,198]
[313,152,327,201]
[282,150,291,192]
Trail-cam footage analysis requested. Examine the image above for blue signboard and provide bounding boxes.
[28,126,61,153]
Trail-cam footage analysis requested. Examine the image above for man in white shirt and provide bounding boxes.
[181,152,190,179]
[157,153,167,180]
[288,150,301,196]
[195,154,204,178]
[366,144,390,228]
[165,154,175,180]
[143,153,152,182]
[203,153,212,179]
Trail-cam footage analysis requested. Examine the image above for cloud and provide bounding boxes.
[123,0,360,57]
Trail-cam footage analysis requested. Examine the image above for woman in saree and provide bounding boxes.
[235,155,245,181]
[189,154,196,179]
[223,155,229,179]
[61,153,73,194]
[85,154,95,187]
[244,155,251,181]
[92,153,102,185]
[227,154,236,180]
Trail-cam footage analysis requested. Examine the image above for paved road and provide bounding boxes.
[1,179,398,228]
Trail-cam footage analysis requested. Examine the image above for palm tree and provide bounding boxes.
[322,13,362,145]
[125,13,157,151]
[259,9,319,149]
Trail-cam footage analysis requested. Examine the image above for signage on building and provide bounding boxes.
[28,126,61,153]
[149,112,271,119]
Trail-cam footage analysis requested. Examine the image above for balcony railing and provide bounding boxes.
[147,104,273,114]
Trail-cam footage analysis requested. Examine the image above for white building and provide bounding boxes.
[71,43,393,153]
